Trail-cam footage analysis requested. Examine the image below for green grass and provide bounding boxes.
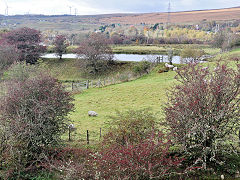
[40,58,85,81]
[65,68,178,142]
[40,58,135,81]
[210,47,240,62]
[231,47,240,52]
[64,60,239,143]
[111,44,220,55]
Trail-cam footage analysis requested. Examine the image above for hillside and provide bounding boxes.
[0,6,240,33]
[100,7,240,24]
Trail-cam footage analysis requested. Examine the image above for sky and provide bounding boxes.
[0,0,240,15]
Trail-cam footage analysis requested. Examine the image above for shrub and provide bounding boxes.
[50,132,182,180]
[92,132,183,179]
[3,62,43,82]
[133,60,151,76]
[104,109,158,146]
[0,45,19,77]
[0,63,74,177]
[165,63,240,170]
[180,48,205,63]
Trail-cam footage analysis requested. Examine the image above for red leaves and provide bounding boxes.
[91,132,182,179]
[49,132,182,179]
[0,27,45,64]
[165,62,240,170]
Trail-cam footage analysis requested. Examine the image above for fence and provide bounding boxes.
[68,127,103,145]
[62,72,139,92]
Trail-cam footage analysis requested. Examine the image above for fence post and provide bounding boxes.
[68,127,71,141]
[71,82,74,91]
[87,130,89,144]
[104,79,106,86]
[86,80,89,89]
[98,79,101,88]
[100,128,102,139]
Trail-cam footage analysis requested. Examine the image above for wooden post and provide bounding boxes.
[98,79,101,88]
[71,82,74,91]
[104,79,106,86]
[100,128,102,138]
[87,130,89,144]
[68,128,71,141]
[86,80,89,89]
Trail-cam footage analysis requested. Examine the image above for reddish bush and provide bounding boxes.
[165,63,240,170]
[91,132,182,179]
[49,132,182,179]
[1,27,46,64]
[0,64,74,177]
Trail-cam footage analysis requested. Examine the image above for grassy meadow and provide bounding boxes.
[210,47,240,62]
[111,44,220,55]
[65,69,177,142]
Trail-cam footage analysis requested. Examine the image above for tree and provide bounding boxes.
[76,33,114,75]
[165,63,240,170]
[0,63,74,174]
[1,27,46,64]
[53,35,68,59]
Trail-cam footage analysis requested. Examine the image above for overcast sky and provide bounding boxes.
[0,0,240,15]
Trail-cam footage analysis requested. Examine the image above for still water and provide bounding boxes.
[41,53,182,64]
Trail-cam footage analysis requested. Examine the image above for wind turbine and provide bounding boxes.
[68,6,72,15]
[74,8,77,16]
[3,0,9,16]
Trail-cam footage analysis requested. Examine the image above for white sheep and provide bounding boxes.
[88,111,98,117]
[165,63,174,69]
[173,67,178,71]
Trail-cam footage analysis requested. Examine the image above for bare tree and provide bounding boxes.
[76,33,114,75]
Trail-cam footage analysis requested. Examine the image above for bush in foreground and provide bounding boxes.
[50,132,182,180]
[165,63,240,170]
[0,63,74,178]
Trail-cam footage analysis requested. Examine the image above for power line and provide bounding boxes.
[167,0,171,28]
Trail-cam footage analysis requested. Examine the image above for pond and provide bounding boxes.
[41,53,182,64]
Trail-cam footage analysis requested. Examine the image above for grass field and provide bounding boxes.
[40,58,136,81]
[63,59,239,143]
[210,47,240,62]
[66,69,177,142]
[111,44,220,55]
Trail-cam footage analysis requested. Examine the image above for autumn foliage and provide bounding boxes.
[1,27,46,64]
[165,63,240,170]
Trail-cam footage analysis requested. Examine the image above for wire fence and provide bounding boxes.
[68,127,104,145]
[61,72,142,92]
